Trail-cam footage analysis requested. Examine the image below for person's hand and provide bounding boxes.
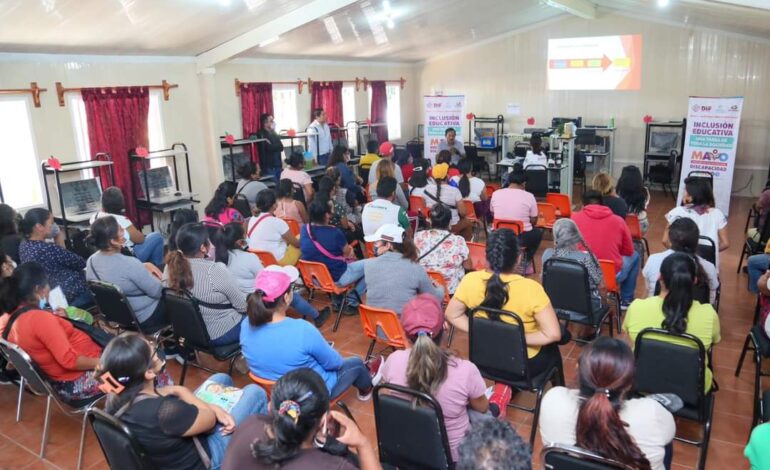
[211,405,236,435]
[328,410,369,450]
[143,263,163,279]
[53,308,67,318]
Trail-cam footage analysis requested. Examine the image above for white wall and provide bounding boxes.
[417,13,770,197]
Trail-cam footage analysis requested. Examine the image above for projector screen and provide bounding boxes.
[547,35,642,91]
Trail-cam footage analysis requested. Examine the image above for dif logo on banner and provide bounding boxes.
[423,95,465,165]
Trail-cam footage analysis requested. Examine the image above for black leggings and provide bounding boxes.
[138,301,168,333]
[519,228,544,263]
[527,343,563,382]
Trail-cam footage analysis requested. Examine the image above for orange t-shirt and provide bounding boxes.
[6,308,101,382]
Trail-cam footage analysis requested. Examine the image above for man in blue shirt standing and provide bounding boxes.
[307,108,333,166]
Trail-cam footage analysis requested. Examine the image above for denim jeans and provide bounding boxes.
[616,251,641,303]
[748,254,770,293]
[335,260,367,306]
[291,294,319,319]
[329,357,372,398]
[210,321,242,346]
[70,290,94,310]
[132,232,165,267]
[198,373,268,469]
[317,153,330,167]
[265,167,282,185]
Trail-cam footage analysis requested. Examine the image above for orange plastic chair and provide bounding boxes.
[297,260,358,332]
[485,184,499,199]
[467,242,487,271]
[409,195,429,219]
[364,241,375,259]
[546,192,572,218]
[462,200,478,221]
[358,304,407,360]
[280,217,300,237]
[248,249,279,267]
[247,372,276,399]
[427,270,451,306]
[492,219,524,234]
[365,185,372,202]
[536,202,557,230]
[599,259,621,333]
[625,214,650,258]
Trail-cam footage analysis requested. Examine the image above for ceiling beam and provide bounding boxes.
[543,0,596,19]
[196,0,358,71]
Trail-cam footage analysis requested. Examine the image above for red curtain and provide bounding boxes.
[370,81,389,143]
[310,81,343,128]
[240,82,274,139]
[82,86,149,226]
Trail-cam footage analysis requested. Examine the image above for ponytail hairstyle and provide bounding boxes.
[246,282,291,327]
[576,337,651,470]
[307,200,331,242]
[253,368,329,465]
[481,229,518,311]
[390,233,419,262]
[167,209,199,252]
[530,134,543,155]
[406,331,450,397]
[456,159,473,198]
[667,218,710,293]
[205,181,238,218]
[19,208,51,238]
[223,222,245,252]
[204,221,228,264]
[97,333,155,415]
[0,262,48,314]
[316,176,335,208]
[659,252,697,335]
[165,223,210,292]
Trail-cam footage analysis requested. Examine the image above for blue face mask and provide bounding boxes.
[38,297,47,309]
[49,223,60,239]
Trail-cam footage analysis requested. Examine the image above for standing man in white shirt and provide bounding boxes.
[437,128,466,165]
[307,108,333,166]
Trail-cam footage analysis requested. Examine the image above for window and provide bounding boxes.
[0,97,43,209]
[70,90,166,169]
[272,85,299,133]
[341,85,357,151]
[368,84,402,140]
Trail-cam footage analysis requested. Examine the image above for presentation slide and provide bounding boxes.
[547,35,642,91]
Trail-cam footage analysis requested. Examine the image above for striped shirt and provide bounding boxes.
[163,258,246,340]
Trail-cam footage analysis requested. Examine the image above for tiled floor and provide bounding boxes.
[0,190,762,469]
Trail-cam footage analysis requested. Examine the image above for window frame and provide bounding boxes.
[0,95,45,210]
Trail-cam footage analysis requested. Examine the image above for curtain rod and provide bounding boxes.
[0,82,47,107]
[235,76,406,97]
[55,80,178,107]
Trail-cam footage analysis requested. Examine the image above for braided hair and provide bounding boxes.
[481,229,519,311]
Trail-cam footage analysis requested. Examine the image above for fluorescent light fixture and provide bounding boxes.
[383,0,390,10]
[219,0,231,6]
[258,36,280,47]
[657,0,670,6]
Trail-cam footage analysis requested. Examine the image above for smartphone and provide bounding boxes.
[314,414,340,448]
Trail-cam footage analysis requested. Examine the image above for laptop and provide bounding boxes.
[61,179,101,222]
[137,166,195,205]
[222,151,251,182]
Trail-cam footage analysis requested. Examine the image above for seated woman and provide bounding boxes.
[316,176,351,233]
[0,262,103,404]
[624,252,721,392]
[86,217,166,332]
[414,204,470,294]
[235,162,269,213]
[98,333,267,470]
[326,145,364,201]
[18,208,91,308]
[0,203,23,264]
[363,224,443,315]
[300,201,366,307]
[204,181,245,226]
[247,190,301,266]
[164,223,247,346]
[408,158,431,199]
[431,150,461,179]
[380,294,498,463]
[281,152,315,204]
[90,187,165,267]
[542,218,604,314]
[223,368,380,470]
[424,163,473,241]
[223,222,329,328]
[369,158,409,210]
[540,337,675,470]
[592,172,628,218]
[617,165,651,234]
[274,179,308,224]
[240,267,375,400]
[445,229,562,377]
[452,158,488,220]
[167,209,199,252]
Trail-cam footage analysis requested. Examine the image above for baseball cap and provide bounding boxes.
[364,224,405,244]
[254,265,299,302]
[401,294,444,337]
[432,163,449,180]
[379,141,394,156]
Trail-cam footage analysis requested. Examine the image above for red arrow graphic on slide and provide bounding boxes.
[549,54,624,71]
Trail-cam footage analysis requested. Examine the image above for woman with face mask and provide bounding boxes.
[18,208,92,308]
[97,333,267,470]
[256,113,285,185]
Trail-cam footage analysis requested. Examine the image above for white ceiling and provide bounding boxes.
[0,0,769,63]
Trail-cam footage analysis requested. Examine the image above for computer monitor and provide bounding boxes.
[551,117,582,128]
[648,131,680,155]
[222,152,251,182]
[575,128,598,146]
[61,179,102,215]
[138,166,174,198]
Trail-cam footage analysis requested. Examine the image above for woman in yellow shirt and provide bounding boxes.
[623,252,721,392]
[445,229,562,376]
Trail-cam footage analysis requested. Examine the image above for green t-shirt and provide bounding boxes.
[623,296,721,392]
[746,423,770,469]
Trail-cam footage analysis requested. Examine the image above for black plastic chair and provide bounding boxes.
[0,339,102,469]
[469,307,564,445]
[525,164,548,199]
[88,280,169,341]
[541,443,632,469]
[543,258,612,342]
[632,328,714,470]
[88,408,155,470]
[762,389,770,423]
[648,150,680,197]
[738,209,770,273]
[464,143,490,180]
[735,323,770,428]
[406,140,423,160]
[162,288,241,385]
[373,383,453,470]
[696,236,717,265]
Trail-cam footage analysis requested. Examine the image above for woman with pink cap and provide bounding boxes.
[240,265,379,401]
